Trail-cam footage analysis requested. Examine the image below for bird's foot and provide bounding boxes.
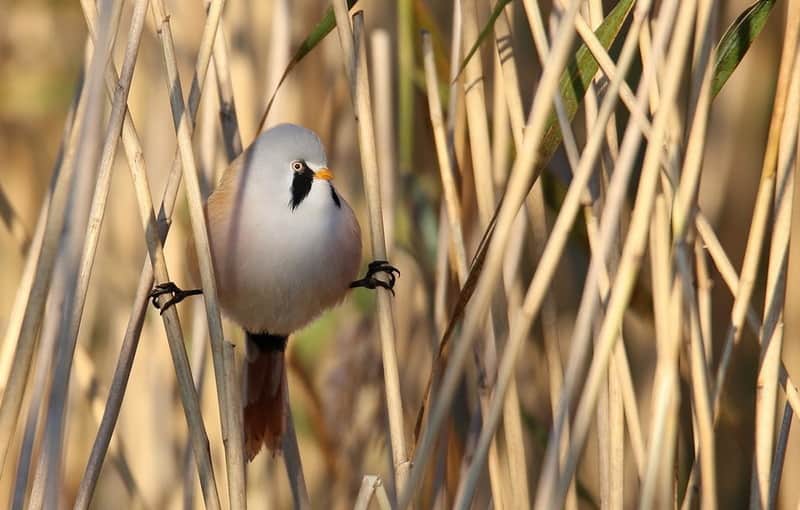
[149,282,203,314]
[350,260,400,295]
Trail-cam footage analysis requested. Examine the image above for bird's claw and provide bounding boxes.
[149,282,203,314]
[350,260,400,295]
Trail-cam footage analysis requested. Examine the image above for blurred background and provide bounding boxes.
[1,0,799,508]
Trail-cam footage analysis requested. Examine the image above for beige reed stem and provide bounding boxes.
[331,2,410,498]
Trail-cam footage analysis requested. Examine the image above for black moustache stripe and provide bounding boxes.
[290,167,314,210]
[329,184,341,208]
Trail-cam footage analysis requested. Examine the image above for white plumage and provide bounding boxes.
[195,123,362,335]
[156,123,396,459]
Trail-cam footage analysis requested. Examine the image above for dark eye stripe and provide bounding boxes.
[289,165,314,210]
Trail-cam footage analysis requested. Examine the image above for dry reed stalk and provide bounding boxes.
[492,52,511,192]
[331,3,410,498]
[397,0,414,177]
[371,30,396,252]
[74,0,245,502]
[752,41,800,510]
[584,211,648,478]
[0,178,51,395]
[695,240,714,362]
[640,193,675,508]
[492,4,577,507]
[525,189,580,510]
[497,3,578,506]
[581,0,646,484]
[422,34,469,281]
[77,2,232,508]
[7,208,53,510]
[447,0,657,505]
[401,1,587,505]
[679,217,800,509]
[13,269,68,510]
[28,0,119,502]
[769,401,793,509]
[714,0,800,455]
[422,30,508,510]
[651,0,720,506]
[354,475,392,510]
[72,0,247,503]
[456,3,515,506]
[74,268,157,509]
[580,2,624,498]
[414,0,462,450]
[263,0,290,131]
[182,302,210,510]
[75,237,173,508]
[0,0,110,478]
[21,0,146,505]
[676,5,800,508]
[72,348,145,506]
[487,12,532,506]
[146,0,247,505]
[535,0,692,506]
[280,378,310,509]
[208,19,243,159]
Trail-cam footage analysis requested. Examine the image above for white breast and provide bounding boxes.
[207,177,362,335]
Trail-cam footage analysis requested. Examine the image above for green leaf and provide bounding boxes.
[454,0,513,80]
[712,0,778,98]
[412,2,639,447]
[538,0,635,167]
[257,0,359,132]
[442,0,636,351]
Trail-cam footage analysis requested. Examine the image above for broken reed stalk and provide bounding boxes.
[146,0,247,506]
[354,476,392,510]
[330,2,410,498]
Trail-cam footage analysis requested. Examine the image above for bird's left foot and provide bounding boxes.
[149,282,203,314]
[350,260,400,295]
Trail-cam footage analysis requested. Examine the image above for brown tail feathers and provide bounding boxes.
[243,332,289,461]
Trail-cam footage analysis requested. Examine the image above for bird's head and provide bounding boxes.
[251,123,341,212]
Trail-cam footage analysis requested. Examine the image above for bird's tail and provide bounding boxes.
[243,332,288,461]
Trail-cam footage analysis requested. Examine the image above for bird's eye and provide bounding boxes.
[291,160,304,172]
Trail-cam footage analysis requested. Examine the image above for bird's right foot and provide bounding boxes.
[149,282,203,314]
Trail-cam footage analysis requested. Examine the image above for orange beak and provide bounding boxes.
[314,168,334,181]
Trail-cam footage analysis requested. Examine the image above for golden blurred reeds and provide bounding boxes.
[2,0,800,509]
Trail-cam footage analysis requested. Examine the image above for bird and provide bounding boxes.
[148,123,398,461]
